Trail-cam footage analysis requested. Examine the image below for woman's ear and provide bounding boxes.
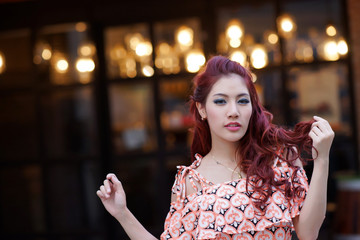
[196,102,207,120]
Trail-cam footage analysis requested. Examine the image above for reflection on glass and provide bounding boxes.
[0,94,38,159]
[41,87,98,157]
[283,0,347,63]
[35,23,96,85]
[105,24,153,79]
[154,18,205,74]
[0,29,33,87]
[109,84,156,153]
[0,165,45,232]
[287,64,350,133]
[217,3,280,67]
[160,78,192,149]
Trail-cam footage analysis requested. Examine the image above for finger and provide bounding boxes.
[107,173,123,189]
[100,185,110,198]
[103,179,112,194]
[96,190,105,199]
[309,130,317,139]
[313,115,326,122]
[311,126,322,136]
[313,116,332,132]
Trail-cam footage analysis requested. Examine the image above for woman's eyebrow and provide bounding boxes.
[212,93,250,97]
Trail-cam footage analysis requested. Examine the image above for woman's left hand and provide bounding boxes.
[308,116,335,161]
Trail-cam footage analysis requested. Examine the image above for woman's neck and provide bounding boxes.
[209,140,238,164]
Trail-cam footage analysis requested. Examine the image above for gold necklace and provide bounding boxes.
[210,153,243,179]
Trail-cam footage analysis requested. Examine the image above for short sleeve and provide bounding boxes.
[289,167,309,218]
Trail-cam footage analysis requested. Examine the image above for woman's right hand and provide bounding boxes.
[96,173,127,218]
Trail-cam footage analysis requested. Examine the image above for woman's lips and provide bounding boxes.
[225,122,242,131]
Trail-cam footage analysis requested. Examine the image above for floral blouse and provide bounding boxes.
[160,153,309,240]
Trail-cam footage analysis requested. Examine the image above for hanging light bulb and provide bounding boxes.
[55,58,69,73]
[176,26,194,47]
[323,40,339,61]
[226,19,244,40]
[185,50,206,73]
[277,14,297,38]
[78,42,96,57]
[250,45,268,69]
[326,24,337,37]
[226,19,244,48]
[41,44,52,60]
[135,41,153,57]
[76,57,95,72]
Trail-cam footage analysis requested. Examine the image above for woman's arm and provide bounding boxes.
[97,173,158,240]
[293,116,334,240]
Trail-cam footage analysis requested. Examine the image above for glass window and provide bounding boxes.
[253,70,284,124]
[0,94,38,159]
[113,157,156,226]
[109,83,157,153]
[41,87,98,157]
[105,23,153,79]
[217,3,280,69]
[47,164,86,231]
[0,29,33,88]
[35,22,97,85]
[287,63,356,170]
[0,165,45,232]
[281,0,348,63]
[160,78,192,150]
[154,18,205,74]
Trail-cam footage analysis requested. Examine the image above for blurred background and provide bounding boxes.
[0,0,359,239]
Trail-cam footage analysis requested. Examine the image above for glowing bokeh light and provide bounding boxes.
[176,26,194,47]
[0,52,5,74]
[42,48,52,60]
[79,43,95,57]
[135,41,153,56]
[230,51,247,66]
[76,58,95,72]
[250,46,268,69]
[55,59,69,73]
[142,65,154,77]
[324,40,339,61]
[226,24,243,40]
[186,51,205,73]
[337,40,348,55]
[268,33,279,44]
[281,18,294,32]
[229,38,241,48]
[75,22,87,32]
[326,25,337,37]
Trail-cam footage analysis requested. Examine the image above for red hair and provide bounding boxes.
[189,55,314,210]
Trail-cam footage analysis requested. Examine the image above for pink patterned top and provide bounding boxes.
[160,153,309,240]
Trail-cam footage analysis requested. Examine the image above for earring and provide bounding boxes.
[201,116,206,121]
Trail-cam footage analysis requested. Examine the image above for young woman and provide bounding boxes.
[96,56,334,240]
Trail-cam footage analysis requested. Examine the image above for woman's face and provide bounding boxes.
[197,73,252,145]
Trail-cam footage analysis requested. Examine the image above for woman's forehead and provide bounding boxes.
[210,73,249,94]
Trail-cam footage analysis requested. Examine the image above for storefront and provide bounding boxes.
[0,0,358,239]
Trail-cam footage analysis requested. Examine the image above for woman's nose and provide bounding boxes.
[227,102,239,118]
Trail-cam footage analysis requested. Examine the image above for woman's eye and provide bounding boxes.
[213,99,226,105]
[238,98,250,104]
